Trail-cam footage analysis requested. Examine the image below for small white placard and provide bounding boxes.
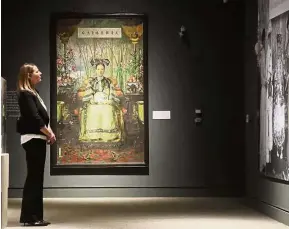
[152,111,171,119]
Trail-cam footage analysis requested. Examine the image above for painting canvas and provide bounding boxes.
[256,0,289,183]
[50,13,148,175]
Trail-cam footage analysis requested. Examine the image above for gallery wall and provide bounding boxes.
[244,0,289,224]
[2,0,245,197]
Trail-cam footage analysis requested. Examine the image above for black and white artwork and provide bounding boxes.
[256,0,289,182]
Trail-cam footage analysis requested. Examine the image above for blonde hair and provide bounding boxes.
[17,63,37,94]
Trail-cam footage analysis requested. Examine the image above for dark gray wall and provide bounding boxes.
[2,0,245,196]
[244,0,289,224]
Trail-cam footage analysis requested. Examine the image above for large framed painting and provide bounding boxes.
[49,13,149,175]
[256,0,289,183]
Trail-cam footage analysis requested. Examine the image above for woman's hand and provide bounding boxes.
[40,126,56,144]
[47,132,56,145]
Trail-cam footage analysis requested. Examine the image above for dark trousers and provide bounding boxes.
[20,138,47,223]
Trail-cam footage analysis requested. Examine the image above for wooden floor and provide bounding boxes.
[6,198,289,229]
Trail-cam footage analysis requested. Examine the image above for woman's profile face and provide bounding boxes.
[30,66,42,85]
[96,64,105,77]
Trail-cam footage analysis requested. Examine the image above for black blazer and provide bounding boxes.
[16,90,49,136]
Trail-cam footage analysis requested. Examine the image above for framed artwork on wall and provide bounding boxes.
[256,0,289,184]
[49,12,149,175]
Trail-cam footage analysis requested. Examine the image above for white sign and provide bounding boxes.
[78,28,122,38]
[269,0,289,19]
[152,111,171,120]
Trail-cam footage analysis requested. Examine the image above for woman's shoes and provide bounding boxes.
[40,220,51,225]
[22,220,51,226]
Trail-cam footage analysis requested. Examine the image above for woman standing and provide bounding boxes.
[16,63,56,226]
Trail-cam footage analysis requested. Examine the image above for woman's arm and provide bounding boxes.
[82,85,94,102]
[46,124,56,144]
[40,126,53,138]
[46,124,55,136]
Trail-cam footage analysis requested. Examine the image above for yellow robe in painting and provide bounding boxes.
[79,76,125,143]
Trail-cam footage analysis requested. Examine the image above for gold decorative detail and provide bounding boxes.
[122,24,143,45]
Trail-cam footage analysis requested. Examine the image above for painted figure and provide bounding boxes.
[255,28,267,170]
[78,59,126,145]
[266,21,273,163]
[273,33,286,161]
